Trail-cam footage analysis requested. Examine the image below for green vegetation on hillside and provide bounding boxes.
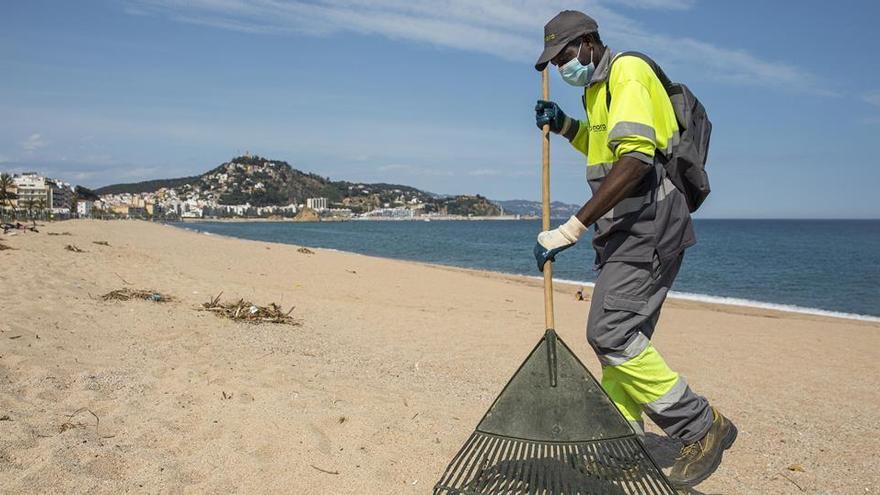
[96,155,506,217]
[95,176,200,195]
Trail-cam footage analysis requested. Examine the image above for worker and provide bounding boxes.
[532,10,736,488]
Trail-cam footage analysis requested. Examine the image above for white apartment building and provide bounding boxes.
[10,174,75,214]
[306,197,328,210]
[12,173,49,207]
[77,200,94,217]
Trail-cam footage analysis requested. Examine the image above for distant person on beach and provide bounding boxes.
[575,288,585,301]
[531,10,736,488]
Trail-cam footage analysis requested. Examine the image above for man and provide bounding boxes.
[532,10,736,488]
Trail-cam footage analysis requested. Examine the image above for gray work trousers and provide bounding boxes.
[587,252,713,444]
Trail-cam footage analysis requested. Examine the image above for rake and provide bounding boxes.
[432,69,677,495]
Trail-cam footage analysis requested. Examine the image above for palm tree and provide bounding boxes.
[35,197,47,221]
[0,173,17,219]
[21,198,35,221]
[69,193,79,219]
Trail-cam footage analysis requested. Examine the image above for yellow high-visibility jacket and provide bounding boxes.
[567,49,694,264]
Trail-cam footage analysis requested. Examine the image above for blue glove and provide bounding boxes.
[533,216,588,272]
[535,100,572,134]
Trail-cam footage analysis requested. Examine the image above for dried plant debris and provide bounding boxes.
[48,232,72,236]
[297,247,315,254]
[0,243,13,251]
[65,244,85,253]
[59,408,115,439]
[101,288,174,303]
[200,292,298,325]
[93,240,110,246]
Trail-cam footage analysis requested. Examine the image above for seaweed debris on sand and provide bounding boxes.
[102,288,174,303]
[200,292,297,325]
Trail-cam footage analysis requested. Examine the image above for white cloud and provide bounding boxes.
[377,163,454,176]
[125,0,825,92]
[467,168,502,176]
[22,133,47,152]
[466,168,536,178]
[614,0,695,10]
[864,91,880,108]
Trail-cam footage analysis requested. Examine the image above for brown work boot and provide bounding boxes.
[668,407,737,488]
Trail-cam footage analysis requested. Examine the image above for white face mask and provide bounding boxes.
[558,42,594,87]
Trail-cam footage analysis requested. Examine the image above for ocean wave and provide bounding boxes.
[549,277,880,323]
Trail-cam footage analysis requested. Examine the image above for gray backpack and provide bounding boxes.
[606,51,711,212]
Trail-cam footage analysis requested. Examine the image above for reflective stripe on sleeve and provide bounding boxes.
[644,376,689,414]
[608,121,656,149]
[587,162,614,180]
[599,176,676,219]
[662,131,681,156]
[598,331,650,367]
[622,151,653,165]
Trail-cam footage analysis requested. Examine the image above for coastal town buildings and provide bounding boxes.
[360,206,415,219]
[76,200,94,217]
[1,158,505,220]
[11,173,49,208]
[306,197,327,211]
[3,173,76,217]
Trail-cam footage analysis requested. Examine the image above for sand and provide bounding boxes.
[0,220,878,494]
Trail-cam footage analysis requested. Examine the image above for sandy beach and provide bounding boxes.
[1,219,878,494]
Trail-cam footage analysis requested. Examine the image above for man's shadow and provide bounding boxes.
[642,433,720,495]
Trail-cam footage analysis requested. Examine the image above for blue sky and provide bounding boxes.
[1,0,879,218]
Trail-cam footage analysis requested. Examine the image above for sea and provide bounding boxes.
[173,219,880,321]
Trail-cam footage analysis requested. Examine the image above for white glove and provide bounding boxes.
[534,216,587,271]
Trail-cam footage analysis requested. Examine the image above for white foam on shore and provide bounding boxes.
[549,277,880,323]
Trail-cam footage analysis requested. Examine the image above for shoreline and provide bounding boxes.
[173,222,880,324]
[548,278,880,323]
[1,219,878,494]
[177,215,539,223]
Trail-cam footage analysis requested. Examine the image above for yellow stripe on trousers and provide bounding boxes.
[601,344,681,421]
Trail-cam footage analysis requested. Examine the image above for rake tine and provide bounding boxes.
[451,433,490,489]
[471,435,502,491]
[493,439,518,494]
[474,435,506,492]
[442,433,479,490]
[609,440,638,493]
[470,435,501,491]
[496,438,523,494]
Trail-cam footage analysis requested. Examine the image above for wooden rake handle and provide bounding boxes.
[541,68,555,332]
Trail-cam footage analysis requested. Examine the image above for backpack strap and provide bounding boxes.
[605,51,675,167]
[605,51,673,110]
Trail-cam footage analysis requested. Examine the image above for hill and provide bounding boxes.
[94,175,199,196]
[97,155,500,217]
[494,199,581,218]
